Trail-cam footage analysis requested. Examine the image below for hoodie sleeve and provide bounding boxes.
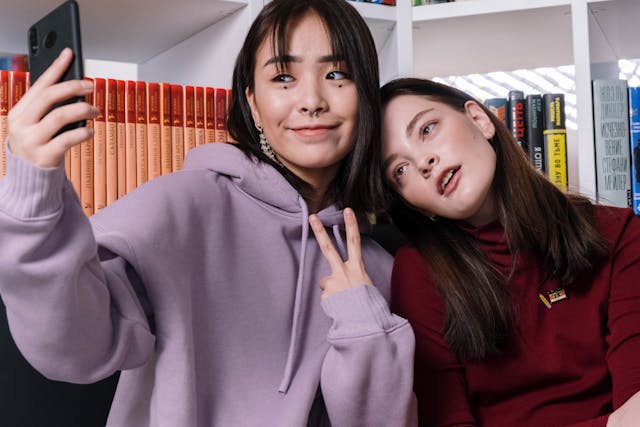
[0,150,155,384]
[320,284,418,427]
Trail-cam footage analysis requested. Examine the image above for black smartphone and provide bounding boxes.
[28,0,85,133]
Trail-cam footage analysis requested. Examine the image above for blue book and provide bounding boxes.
[629,87,640,215]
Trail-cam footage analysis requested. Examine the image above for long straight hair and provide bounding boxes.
[379,78,609,360]
[227,0,385,213]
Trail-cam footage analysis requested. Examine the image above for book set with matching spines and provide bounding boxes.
[484,90,567,191]
[0,70,232,216]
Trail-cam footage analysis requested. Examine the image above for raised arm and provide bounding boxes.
[309,209,417,427]
[0,48,154,383]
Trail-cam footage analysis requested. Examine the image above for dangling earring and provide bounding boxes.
[429,214,438,222]
[256,123,282,167]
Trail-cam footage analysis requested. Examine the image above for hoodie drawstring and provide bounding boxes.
[278,195,310,394]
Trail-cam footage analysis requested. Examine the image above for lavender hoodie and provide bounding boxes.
[0,142,417,427]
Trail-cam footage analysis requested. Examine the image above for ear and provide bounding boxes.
[464,100,495,140]
[245,86,261,126]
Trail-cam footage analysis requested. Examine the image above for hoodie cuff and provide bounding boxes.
[0,140,66,219]
[322,284,402,339]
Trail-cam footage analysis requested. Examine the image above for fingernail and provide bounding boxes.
[60,47,72,58]
[309,215,319,226]
[344,208,354,217]
[81,80,94,90]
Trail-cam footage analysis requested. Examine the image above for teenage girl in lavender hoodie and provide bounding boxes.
[0,0,417,425]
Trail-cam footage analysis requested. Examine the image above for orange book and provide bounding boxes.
[205,87,215,144]
[160,82,172,175]
[105,79,118,205]
[92,78,107,212]
[170,84,184,172]
[214,88,227,142]
[135,81,148,187]
[124,81,137,194]
[195,86,205,146]
[5,71,29,176]
[81,78,94,216]
[183,85,196,155]
[64,149,71,181]
[70,138,81,199]
[116,80,126,199]
[0,70,9,178]
[146,82,161,181]
[226,88,235,143]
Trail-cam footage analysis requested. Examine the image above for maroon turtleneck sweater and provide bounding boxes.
[391,205,640,427]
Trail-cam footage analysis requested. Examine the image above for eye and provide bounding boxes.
[421,122,436,137]
[392,164,408,183]
[272,74,294,83]
[326,70,350,81]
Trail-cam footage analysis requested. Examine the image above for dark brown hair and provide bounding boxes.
[227,0,385,213]
[378,78,608,360]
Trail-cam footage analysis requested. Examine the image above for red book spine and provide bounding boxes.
[214,88,227,142]
[116,80,126,199]
[195,86,205,146]
[93,78,107,212]
[106,79,118,205]
[183,85,196,155]
[147,82,161,181]
[171,84,184,171]
[135,81,148,186]
[81,77,95,216]
[125,80,137,194]
[205,87,215,144]
[160,82,173,175]
[226,88,235,143]
[0,70,9,178]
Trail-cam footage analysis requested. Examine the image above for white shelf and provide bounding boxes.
[412,2,574,78]
[0,0,246,64]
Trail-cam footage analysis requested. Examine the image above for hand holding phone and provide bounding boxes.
[7,0,96,170]
[28,0,86,136]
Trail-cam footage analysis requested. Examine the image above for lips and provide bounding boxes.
[438,166,460,194]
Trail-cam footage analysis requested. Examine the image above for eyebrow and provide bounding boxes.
[382,153,399,173]
[405,108,434,138]
[263,54,345,68]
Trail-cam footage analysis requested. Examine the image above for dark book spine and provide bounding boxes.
[508,90,528,155]
[526,94,544,173]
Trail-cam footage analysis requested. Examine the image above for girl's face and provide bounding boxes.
[381,95,498,227]
[246,12,358,190]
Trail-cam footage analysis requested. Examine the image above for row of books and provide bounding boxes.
[484,91,568,191]
[592,79,640,214]
[0,70,232,216]
[412,0,455,4]
[353,0,396,5]
[0,54,28,72]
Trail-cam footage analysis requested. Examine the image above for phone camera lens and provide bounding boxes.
[44,31,57,49]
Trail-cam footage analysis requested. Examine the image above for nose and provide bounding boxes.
[298,79,328,117]
[418,153,438,177]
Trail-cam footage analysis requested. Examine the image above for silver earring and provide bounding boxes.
[429,214,438,222]
[256,123,282,166]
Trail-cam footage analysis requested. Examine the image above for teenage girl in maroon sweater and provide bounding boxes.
[375,78,640,426]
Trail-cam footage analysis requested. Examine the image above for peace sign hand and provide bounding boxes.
[309,208,373,300]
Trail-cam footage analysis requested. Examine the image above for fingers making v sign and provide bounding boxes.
[308,207,373,300]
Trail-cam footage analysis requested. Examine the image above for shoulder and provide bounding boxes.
[594,205,640,248]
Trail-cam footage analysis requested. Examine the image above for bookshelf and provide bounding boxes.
[1,0,639,199]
